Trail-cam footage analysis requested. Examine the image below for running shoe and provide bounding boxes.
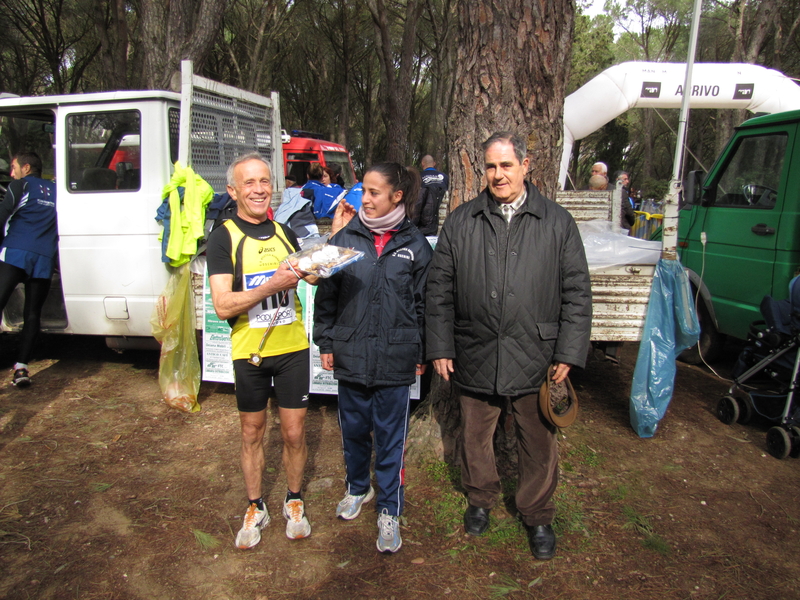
[235,502,270,549]
[12,369,30,388]
[376,508,402,553]
[283,498,312,539]
[336,486,375,520]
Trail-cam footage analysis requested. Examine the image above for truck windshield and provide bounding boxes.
[323,151,355,187]
[0,114,56,185]
[713,134,787,209]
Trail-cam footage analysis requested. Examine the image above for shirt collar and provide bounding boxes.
[496,189,527,212]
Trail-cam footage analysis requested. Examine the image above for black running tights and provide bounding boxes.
[0,261,51,364]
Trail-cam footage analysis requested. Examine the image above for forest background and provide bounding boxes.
[1,0,799,198]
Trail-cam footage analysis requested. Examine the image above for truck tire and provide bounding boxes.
[678,297,725,365]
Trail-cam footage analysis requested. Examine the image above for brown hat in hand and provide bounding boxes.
[539,364,578,428]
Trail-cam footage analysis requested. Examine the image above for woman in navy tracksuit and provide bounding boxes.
[313,163,432,553]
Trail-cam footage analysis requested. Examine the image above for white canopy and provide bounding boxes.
[560,61,800,186]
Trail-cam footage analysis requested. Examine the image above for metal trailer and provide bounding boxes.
[555,188,656,344]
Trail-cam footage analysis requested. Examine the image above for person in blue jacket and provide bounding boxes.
[303,163,344,219]
[0,152,58,388]
[313,162,433,554]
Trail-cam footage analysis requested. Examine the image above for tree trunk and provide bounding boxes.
[408,0,575,465]
[445,0,574,210]
[421,0,457,169]
[367,0,425,163]
[140,0,229,90]
[642,109,654,181]
[92,0,130,91]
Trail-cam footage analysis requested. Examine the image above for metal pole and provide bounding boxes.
[178,60,194,168]
[662,0,703,259]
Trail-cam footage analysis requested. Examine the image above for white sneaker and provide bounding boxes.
[376,508,402,553]
[283,498,312,539]
[336,486,375,520]
[235,502,270,549]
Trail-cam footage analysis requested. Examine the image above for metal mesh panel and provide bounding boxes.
[168,108,180,164]
[190,88,274,192]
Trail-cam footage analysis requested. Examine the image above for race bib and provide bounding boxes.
[244,270,297,329]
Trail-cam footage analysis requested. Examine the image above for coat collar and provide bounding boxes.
[469,180,547,220]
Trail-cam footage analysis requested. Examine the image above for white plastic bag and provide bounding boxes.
[578,220,661,270]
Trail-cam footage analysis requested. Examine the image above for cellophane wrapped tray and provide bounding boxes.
[287,243,364,278]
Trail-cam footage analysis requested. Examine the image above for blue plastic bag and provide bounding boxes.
[629,258,700,437]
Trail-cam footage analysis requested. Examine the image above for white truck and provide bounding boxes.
[0,61,284,350]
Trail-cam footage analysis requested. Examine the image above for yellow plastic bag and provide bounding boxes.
[151,264,201,412]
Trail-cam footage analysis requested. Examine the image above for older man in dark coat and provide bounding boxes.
[426,131,592,559]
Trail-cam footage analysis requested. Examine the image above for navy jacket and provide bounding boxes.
[314,216,433,387]
[0,176,58,257]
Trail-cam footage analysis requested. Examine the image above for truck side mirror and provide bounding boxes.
[684,170,705,206]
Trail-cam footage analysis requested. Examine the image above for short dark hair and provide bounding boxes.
[13,151,43,177]
[481,132,526,164]
[364,162,421,218]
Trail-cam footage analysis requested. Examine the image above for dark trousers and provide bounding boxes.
[459,390,558,527]
[0,261,51,364]
[337,381,410,516]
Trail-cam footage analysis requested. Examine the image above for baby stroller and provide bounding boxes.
[716,275,800,459]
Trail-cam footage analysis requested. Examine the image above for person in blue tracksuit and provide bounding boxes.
[313,162,433,554]
[303,163,344,219]
[0,151,58,388]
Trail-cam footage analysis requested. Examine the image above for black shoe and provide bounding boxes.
[464,505,490,536]
[12,369,31,388]
[527,524,556,560]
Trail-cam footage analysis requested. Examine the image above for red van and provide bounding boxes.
[282,130,357,187]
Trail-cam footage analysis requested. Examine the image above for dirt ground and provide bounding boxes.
[1,334,799,600]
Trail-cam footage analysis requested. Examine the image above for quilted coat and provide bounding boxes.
[425,181,592,396]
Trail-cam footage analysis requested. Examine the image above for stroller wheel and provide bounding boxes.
[736,396,753,424]
[716,396,739,425]
[790,427,800,459]
[766,426,791,460]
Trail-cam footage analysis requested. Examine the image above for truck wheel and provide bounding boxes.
[678,298,725,365]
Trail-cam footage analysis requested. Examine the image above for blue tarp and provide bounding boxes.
[629,258,700,438]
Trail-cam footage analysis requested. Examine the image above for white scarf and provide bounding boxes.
[358,204,406,234]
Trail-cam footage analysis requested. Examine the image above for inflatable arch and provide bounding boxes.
[560,61,800,187]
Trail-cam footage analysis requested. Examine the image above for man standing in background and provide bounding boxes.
[413,155,449,235]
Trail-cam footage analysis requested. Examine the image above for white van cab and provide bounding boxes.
[0,62,284,348]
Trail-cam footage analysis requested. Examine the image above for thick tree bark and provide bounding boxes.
[140,0,229,90]
[446,0,575,209]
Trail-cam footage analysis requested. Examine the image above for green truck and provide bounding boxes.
[679,109,800,363]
